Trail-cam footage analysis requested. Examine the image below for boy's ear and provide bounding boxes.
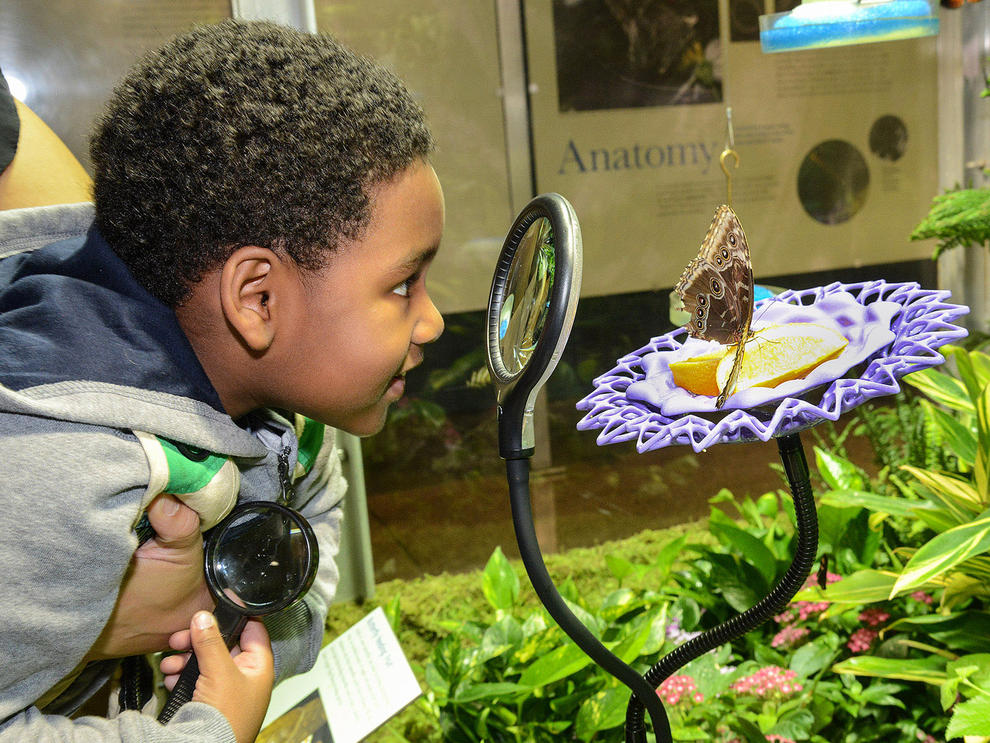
[219,245,280,352]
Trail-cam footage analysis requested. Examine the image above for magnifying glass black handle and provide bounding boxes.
[157,604,247,724]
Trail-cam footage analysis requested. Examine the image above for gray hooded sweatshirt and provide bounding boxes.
[0,203,345,741]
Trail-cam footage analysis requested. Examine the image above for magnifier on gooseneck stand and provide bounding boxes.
[486,194,818,743]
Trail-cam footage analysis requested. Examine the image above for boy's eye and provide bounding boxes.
[392,277,415,297]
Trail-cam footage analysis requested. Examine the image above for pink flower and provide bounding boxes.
[847,628,878,653]
[730,666,803,698]
[657,675,702,706]
[858,608,891,627]
[802,571,843,589]
[774,599,828,625]
[910,591,934,605]
[771,625,810,649]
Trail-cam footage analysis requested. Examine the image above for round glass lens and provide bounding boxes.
[498,218,555,375]
[211,507,311,611]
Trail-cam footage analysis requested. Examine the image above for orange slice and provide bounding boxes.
[715,323,848,394]
[669,350,727,397]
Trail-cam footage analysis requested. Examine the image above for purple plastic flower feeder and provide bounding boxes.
[578,280,968,743]
[577,280,969,453]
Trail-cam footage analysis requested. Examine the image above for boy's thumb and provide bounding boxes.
[146,493,201,548]
[190,611,227,667]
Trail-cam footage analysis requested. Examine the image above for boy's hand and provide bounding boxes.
[161,612,275,743]
[85,493,213,660]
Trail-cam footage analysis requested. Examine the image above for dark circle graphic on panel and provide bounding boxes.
[797,140,869,225]
[869,115,908,161]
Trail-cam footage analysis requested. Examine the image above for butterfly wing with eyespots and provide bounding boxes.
[675,205,754,407]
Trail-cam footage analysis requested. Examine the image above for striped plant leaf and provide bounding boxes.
[820,489,936,518]
[975,385,990,500]
[950,345,985,408]
[903,466,983,520]
[891,507,990,597]
[832,655,948,686]
[903,365,974,414]
[793,569,899,604]
[920,399,977,469]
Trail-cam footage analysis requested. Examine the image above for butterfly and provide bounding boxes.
[675,205,754,409]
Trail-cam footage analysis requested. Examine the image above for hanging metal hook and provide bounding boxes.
[719,106,739,205]
[719,149,739,206]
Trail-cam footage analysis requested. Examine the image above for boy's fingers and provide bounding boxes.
[237,618,270,653]
[159,652,190,676]
[145,494,201,549]
[233,619,274,677]
[168,629,192,651]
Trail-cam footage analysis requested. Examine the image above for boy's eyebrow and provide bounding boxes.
[393,244,439,274]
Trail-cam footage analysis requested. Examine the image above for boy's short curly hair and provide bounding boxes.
[90,20,435,307]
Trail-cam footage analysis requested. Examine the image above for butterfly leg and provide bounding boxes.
[716,340,743,408]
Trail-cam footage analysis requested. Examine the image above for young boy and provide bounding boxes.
[0,19,444,743]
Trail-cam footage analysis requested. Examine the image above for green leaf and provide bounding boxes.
[605,554,634,583]
[858,681,907,708]
[481,547,520,611]
[729,717,771,743]
[641,603,669,655]
[790,639,836,677]
[517,641,593,688]
[947,653,990,694]
[976,385,990,499]
[793,569,898,604]
[453,681,529,703]
[653,534,687,581]
[887,612,990,654]
[947,695,990,738]
[574,686,629,740]
[832,654,947,685]
[903,365,975,413]
[767,707,815,740]
[903,465,983,521]
[892,507,990,596]
[707,518,778,586]
[815,447,867,490]
[971,350,990,388]
[951,345,985,407]
[819,489,935,518]
[611,606,662,664]
[920,399,978,469]
[477,616,523,664]
[383,594,402,632]
[563,596,603,638]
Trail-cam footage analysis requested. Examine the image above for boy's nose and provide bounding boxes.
[415,296,444,345]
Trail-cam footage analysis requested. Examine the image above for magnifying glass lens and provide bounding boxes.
[210,507,313,610]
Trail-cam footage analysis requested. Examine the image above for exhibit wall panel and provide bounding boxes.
[524,0,939,298]
[314,1,517,315]
[0,0,232,172]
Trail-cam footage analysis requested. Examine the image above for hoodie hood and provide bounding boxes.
[0,203,264,457]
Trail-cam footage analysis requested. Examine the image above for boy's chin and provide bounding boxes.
[335,409,391,438]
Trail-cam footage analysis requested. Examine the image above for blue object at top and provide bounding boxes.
[759,0,938,53]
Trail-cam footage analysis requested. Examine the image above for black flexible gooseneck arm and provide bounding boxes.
[506,456,674,743]
[623,432,819,742]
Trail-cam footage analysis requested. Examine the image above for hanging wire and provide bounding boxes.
[719,105,739,205]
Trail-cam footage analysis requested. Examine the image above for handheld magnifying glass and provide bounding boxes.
[157,500,318,724]
[486,193,673,742]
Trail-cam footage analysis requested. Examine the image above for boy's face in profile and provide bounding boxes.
[279,159,445,435]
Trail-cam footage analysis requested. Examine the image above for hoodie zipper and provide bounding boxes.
[276,445,295,505]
